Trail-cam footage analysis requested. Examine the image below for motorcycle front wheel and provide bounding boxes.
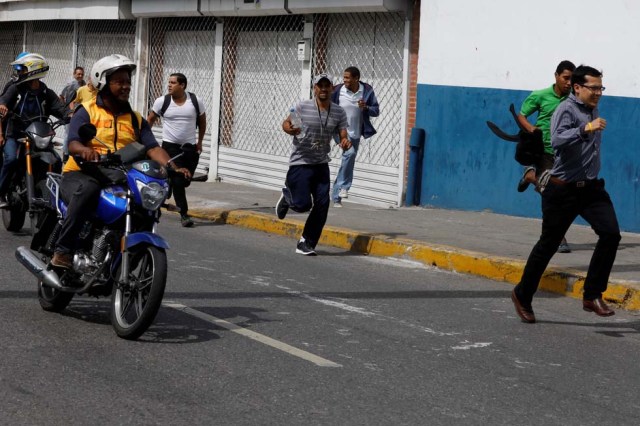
[111,244,167,340]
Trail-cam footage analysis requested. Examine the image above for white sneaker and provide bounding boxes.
[339,189,348,199]
[333,201,342,208]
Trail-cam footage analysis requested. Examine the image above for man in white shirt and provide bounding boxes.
[147,73,206,227]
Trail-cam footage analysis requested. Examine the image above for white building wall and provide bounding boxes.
[415,0,640,232]
[419,0,640,97]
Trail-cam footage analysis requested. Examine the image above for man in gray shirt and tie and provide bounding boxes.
[511,65,621,323]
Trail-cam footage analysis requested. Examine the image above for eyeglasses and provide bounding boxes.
[579,84,606,93]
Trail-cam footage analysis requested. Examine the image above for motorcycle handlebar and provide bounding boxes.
[72,153,123,167]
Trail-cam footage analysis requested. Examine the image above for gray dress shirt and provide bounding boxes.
[550,93,601,182]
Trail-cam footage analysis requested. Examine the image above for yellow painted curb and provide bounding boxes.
[185,208,640,311]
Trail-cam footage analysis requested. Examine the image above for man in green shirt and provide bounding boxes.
[516,60,575,253]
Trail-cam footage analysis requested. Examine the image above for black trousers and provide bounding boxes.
[162,142,200,216]
[515,179,621,306]
[284,163,330,248]
[55,171,102,254]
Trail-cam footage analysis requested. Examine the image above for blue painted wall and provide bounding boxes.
[416,83,640,232]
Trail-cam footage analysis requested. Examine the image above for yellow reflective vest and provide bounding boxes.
[63,97,143,173]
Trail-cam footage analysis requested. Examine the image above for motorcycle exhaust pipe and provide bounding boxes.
[15,246,63,290]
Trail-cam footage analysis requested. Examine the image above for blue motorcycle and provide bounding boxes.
[16,124,175,340]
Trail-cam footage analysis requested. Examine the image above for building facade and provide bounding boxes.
[0,0,416,208]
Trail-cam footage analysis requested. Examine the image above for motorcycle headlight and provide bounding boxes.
[32,134,51,149]
[135,180,167,211]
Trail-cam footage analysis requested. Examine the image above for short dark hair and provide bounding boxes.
[571,65,603,89]
[171,73,187,89]
[74,66,84,73]
[344,66,360,80]
[555,60,575,75]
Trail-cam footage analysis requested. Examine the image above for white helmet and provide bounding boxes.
[91,54,136,91]
[10,53,49,83]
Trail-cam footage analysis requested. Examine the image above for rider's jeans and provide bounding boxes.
[0,137,19,196]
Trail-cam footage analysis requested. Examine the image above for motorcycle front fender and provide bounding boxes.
[126,232,170,250]
[110,232,170,281]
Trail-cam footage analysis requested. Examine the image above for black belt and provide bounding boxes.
[549,176,598,188]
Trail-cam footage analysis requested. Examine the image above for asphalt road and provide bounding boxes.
[1,214,640,425]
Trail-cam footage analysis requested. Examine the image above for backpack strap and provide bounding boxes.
[188,92,200,128]
[159,94,171,117]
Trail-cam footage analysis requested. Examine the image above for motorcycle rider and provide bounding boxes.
[0,52,29,181]
[50,54,191,269]
[0,53,69,208]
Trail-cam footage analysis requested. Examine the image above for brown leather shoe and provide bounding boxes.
[511,289,536,323]
[51,252,73,270]
[583,298,615,317]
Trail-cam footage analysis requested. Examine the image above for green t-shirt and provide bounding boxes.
[520,84,567,154]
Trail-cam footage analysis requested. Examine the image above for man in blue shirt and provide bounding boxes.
[330,67,380,207]
[511,65,620,323]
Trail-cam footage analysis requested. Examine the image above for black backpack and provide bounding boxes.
[159,92,200,128]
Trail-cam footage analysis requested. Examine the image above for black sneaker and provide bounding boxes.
[296,239,317,256]
[181,215,194,228]
[276,191,289,219]
[517,167,536,193]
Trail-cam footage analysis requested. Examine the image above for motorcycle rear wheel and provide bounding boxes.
[111,244,167,340]
[38,265,74,313]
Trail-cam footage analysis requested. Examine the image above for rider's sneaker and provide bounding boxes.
[0,195,9,209]
[51,252,73,270]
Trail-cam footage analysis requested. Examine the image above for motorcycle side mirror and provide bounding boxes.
[78,123,97,143]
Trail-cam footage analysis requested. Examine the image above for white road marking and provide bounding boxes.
[275,284,460,337]
[451,341,493,350]
[164,302,342,368]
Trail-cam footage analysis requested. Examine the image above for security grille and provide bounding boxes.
[219,16,305,155]
[0,11,407,206]
[314,12,405,169]
[24,20,74,98]
[148,17,217,175]
[0,22,24,87]
[76,20,136,80]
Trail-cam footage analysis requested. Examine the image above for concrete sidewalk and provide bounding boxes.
[178,181,640,311]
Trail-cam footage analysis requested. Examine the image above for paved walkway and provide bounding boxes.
[177,181,640,311]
